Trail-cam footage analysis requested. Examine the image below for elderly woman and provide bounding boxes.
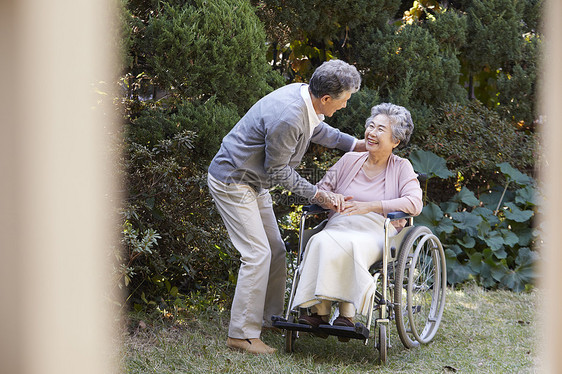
[293,103,423,332]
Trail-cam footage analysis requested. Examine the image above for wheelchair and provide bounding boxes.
[271,202,447,364]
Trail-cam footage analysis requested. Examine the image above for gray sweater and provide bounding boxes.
[208,83,356,200]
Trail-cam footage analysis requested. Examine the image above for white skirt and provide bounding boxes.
[292,212,397,316]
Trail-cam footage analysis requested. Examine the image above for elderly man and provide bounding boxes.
[207,59,365,354]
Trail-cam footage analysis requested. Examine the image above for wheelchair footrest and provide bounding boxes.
[317,323,370,340]
[271,316,369,340]
[271,315,315,333]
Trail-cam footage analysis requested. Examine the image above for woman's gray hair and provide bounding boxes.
[366,103,414,148]
[308,60,361,100]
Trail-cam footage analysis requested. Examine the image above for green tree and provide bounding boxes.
[144,0,282,115]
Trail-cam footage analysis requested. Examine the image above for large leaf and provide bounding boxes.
[452,187,480,207]
[503,202,534,223]
[480,188,513,210]
[497,162,533,186]
[473,206,500,226]
[515,185,535,206]
[501,264,534,292]
[515,247,539,267]
[417,203,454,235]
[440,201,459,214]
[516,227,534,246]
[482,230,505,251]
[409,150,454,179]
[446,260,472,284]
[451,211,482,236]
[499,228,519,247]
[457,234,476,248]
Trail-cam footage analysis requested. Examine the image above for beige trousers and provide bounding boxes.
[207,174,286,339]
[312,300,355,318]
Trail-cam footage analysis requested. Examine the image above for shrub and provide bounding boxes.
[119,130,238,309]
[411,150,538,292]
[128,97,241,160]
[144,0,280,114]
[424,101,535,193]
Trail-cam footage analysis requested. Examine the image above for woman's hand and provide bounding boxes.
[342,200,382,216]
[313,190,351,212]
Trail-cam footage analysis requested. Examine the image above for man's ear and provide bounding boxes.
[320,95,331,104]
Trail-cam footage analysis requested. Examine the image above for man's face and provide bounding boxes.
[319,91,352,117]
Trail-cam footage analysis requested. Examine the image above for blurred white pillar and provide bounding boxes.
[0,0,120,373]
[541,0,562,373]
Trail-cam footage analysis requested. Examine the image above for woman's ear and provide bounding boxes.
[393,140,401,149]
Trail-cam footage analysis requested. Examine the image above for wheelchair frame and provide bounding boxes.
[271,204,447,364]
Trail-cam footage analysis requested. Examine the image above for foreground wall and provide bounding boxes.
[540,0,562,372]
[0,1,119,373]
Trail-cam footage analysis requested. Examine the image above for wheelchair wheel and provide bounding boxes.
[376,323,387,365]
[284,316,296,353]
[394,226,446,348]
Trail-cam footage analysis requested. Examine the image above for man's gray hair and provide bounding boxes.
[366,103,414,148]
[309,60,361,100]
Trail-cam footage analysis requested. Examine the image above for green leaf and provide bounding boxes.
[501,264,534,292]
[516,227,534,246]
[497,162,533,186]
[504,202,534,223]
[469,252,483,273]
[479,262,499,288]
[483,230,505,251]
[417,203,454,235]
[499,229,519,247]
[451,211,482,236]
[452,187,480,207]
[480,188,510,210]
[490,263,509,282]
[446,260,472,284]
[409,150,454,179]
[446,244,463,257]
[473,206,499,226]
[515,185,535,206]
[440,202,459,214]
[515,247,539,267]
[457,234,476,248]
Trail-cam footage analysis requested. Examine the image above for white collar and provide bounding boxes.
[300,84,325,136]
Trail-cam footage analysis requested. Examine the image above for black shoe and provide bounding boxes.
[298,313,329,338]
[333,315,354,327]
[298,313,328,328]
[333,315,354,342]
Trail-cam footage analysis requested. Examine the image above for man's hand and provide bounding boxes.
[312,190,351,212]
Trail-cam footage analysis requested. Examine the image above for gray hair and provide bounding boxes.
[366,103,414,148]
[308,60,361,100]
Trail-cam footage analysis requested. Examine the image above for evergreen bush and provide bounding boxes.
[129,97,240,160]
[145,0,280,114]
[424,101,535,193]
[119,130,238,309]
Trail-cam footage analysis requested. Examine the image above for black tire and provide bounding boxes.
[394,226,447,348]
[377,324,387,365]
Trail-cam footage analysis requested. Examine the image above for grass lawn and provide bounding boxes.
[122,284,539,373]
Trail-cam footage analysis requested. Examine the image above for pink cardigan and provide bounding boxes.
[317,152,423,219]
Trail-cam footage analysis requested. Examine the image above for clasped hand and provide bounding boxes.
[314,190,379,215]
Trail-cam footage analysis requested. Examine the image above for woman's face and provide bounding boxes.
[364,114,400,156]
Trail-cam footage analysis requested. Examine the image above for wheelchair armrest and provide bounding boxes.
[387,211,411,220]
[302,204,330,213]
